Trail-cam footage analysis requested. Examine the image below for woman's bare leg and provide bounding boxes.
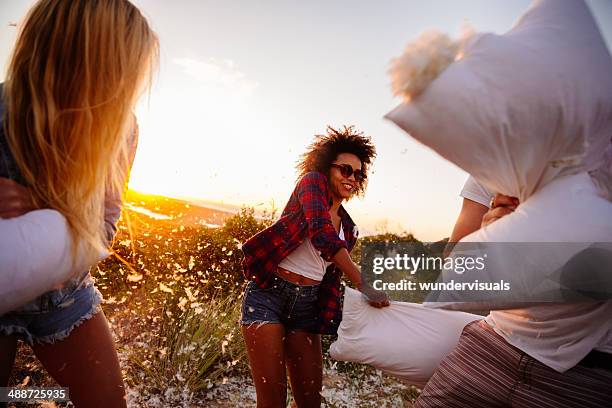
[242,323,288,408]
[0,335,18,386]
[285,330,322,408]
[30,311,126,408]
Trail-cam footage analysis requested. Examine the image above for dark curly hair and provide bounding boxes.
[296,125,376,197]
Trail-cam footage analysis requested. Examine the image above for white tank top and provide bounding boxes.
[278,223,345,282]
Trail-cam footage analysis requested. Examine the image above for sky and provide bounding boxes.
[1,0,612,240]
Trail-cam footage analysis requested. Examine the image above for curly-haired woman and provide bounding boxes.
[241,125,390,407]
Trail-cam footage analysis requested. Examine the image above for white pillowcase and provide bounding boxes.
[386,0,612,203]
[0,210,107,315]
[330,287,481,387]
[385,0,612,311]
[424,172,612,310]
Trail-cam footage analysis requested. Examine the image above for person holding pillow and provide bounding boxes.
[445,176,519,257]
[385,0,612,406]
[416,176,612,407]
[0,1,158,407]
[0,194,109,316]
[240,126,389,407]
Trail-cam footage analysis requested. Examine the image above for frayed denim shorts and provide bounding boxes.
[0,272,103,345]
[240,275,321,333]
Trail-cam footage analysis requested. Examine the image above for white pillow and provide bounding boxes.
[385,0,612,203]
[423,172,612,310]
[0,210,108,315]
[385,0,612,311]
[329,287,481,387]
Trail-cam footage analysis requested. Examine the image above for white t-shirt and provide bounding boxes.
[459,175,494,207]
[486,304,612,372]
[459,175,612,372]
[278,223,344,282]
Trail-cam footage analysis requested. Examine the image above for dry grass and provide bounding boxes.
[7,193,418,407]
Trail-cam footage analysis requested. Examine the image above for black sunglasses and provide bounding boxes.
[331,163,366,182]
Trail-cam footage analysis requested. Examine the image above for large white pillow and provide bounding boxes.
[329,287,481,387]
[0,210,108,315]
[386,0,612,203]
[385,0,612,311]
[423,172,612,310]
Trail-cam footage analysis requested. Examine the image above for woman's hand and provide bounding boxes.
[0,178,39,219]
[481,193,519,228]
[331,248,390,308]
[359,282,390,308]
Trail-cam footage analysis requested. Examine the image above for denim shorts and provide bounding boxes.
[240,275,321,333]
[0,272,103,346]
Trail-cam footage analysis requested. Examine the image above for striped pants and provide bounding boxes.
[414,320,612,408]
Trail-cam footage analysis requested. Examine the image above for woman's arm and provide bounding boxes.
[448,198,489,244]
[103,117,139,244]
[331,248,361,286]
[0,177,38,218]
[332,248,390,308]
[444,196,518,257]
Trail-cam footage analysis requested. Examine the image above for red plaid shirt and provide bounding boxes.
[241,171,358,335]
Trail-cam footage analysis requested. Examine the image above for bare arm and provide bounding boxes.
[332,248,361,287]
[0,177,38,218]
[103,117,139,244]
[449,198,489,243]
[445,194,519,257]
[332,247,390,308]
[444,198,489,257]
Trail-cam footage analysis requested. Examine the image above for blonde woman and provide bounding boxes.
[0,1,158,407]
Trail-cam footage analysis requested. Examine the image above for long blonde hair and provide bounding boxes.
[3,0,158,259]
